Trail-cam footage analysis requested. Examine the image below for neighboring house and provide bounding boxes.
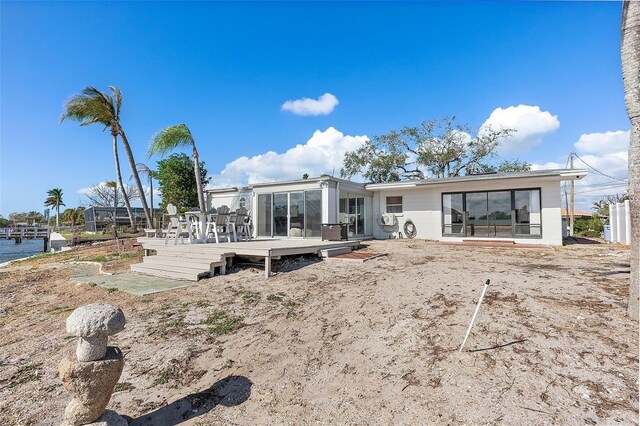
[561,208,595,220]
[84,207,162,232]
[206,169,587,245]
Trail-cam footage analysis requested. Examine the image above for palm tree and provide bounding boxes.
[44,188,65,229]
[60,86,152,230]
[149,124,207,212]
[61,208,75,226]
[136,163,156,226]
[622,1,639,320]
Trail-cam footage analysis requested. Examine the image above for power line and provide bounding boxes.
[572,152,628,182]
[573,184,628,195]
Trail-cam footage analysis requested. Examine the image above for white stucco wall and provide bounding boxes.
[372,176,564,245]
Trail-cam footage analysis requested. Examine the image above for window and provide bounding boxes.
[386,196,403,213]
[441,189,542,238]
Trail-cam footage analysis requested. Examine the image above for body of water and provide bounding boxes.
[0,238,46,264]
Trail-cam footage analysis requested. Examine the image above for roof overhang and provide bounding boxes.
[365,169,588,190]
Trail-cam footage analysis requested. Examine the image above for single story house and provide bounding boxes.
[206,169,587,246]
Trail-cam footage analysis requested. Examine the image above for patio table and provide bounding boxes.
[184,211,208,243]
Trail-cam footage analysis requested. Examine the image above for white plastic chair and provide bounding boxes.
[163,204,191,245]
[234,207,251,241]
[206,205,229,243]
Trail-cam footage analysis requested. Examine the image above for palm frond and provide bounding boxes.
[148,124,194,157]
[136,162,153,177]
[60,86,116,127]
[109,86,122,119]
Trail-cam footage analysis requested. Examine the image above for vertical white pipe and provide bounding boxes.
[624,199,632,245]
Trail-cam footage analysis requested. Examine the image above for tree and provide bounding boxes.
[149,124,207,212]
[81,182,142,208]
[60,207,85,226]
[341,117,528,183]
[592,193,629,217]
[61,86,152,230]
[155,153,210,212]
[622,1,639,320]
[8,211,45,225]
[44,188,65,229]
[0,216,10,227]
[136,163,156,226]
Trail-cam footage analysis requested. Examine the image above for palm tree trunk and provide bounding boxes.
[113,135,137,232]
[118,129,153,227]
[622,0,639,320]
[56,205,59,229]
[192,144,207,212]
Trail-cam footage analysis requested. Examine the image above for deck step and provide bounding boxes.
[130,264,206,281]
[319,247,353,258]
[141,255,224,270]
[462,239,516,244]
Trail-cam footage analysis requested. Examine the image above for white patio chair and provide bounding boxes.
[234,207,251,241]
[206,205,229,243]
[163,204,191,245]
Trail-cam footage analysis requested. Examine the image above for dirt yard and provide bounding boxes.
[0,239,638,425]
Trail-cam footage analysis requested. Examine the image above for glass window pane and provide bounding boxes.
[488,191,512,237]
[304,190,322,237]
[515,190,541,236]
[386,196,402,205]
[465,192,488,237]
[443,193,464,235]
[356,197,365,236]
[289,192,304,237]
[273,193,288,237]
[257,194,272,237]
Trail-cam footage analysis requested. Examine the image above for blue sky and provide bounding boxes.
[0,1,630,215]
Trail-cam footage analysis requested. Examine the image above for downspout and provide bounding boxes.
[336,182,340,224]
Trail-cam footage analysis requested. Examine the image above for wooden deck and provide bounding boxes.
[131,237,360,280]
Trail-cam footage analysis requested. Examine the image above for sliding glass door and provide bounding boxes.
[340,194,367,237]
[259,190,323,238]
[256,194,272,237]
[305,190,322,237]
[273,193,288,237]
[442,189,542,238]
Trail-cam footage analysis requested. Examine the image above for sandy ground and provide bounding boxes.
[0,239,637,425]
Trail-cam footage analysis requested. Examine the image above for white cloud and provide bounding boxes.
[481,105,560,154]
[281,93,339,116]
[574,130,629,156]
[531,130,629,210]
[209,127,368,188]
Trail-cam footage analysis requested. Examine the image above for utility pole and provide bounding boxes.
[569,152,575,237]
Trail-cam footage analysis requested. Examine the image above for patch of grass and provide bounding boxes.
[114,382,135,392]
[267,292,286,302]
[46,306,73,315]
[283,300,296,308]
[224,358,234,368]
[106,287,118,293]
[195,300,211,308]
[202,310,244,335]
[15,252,56,263]
[88,255,109,263]
[240,291,261,305]
[166,315,186,329]
[152,368,180,386]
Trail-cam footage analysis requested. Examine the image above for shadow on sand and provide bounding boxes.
[128,375,252,426]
